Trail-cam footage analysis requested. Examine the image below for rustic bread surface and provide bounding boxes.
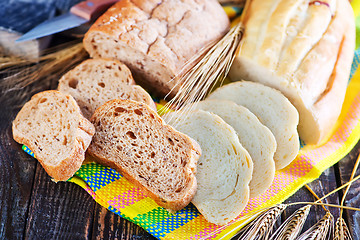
[208,81,299,170]
[12,90,95,181]
[229,0,355,144]
[83,0,230,97]
[191,100,276,197]
[88,99,201,211]
[164,110,253,225]
[58,58,156,119]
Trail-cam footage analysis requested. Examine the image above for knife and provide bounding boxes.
[16,0,119,42]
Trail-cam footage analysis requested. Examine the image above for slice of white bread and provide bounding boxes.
[87,99,201,211]
[163,110,253,225]
[191,100,276,197]
[208,81,299,170]
[58,58,156,119]
[12,90,95,181]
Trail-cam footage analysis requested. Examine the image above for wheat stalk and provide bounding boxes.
[160,22,243,126]
[287,202,360,212]
[304,184,328,212]
[231,168,360,240]
[297,210,334,240]
[0,41,88,93]
[230,174,360,240]
[233,204,287,240]
[268,205,312,240]
[0,55,30,69]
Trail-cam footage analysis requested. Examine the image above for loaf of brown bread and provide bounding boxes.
[12,90,95,181]
[83,0,230,97]
[229,0,355,144]
[58,58,156,119]
[88,99,201,211]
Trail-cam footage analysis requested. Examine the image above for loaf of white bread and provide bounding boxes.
[83,0,230,97]
[229,0,355,144]
[58,58,156,119]
[88,99,201,211]
[12,90,95,181]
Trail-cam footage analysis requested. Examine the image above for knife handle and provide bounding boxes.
[70,0,119,21]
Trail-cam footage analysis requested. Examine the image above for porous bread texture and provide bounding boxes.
[208,81,299,170]
[58,58,156,119]
[164,110,253,225]
[88,99,201,211]
[83,0,230,97]
[229,0,355,144]
[12,90,95,181]
[191,100,276,197]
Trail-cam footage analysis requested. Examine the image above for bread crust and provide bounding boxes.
[83,0,230,97]
[229,0,355,144]
[12,90,95,181]
[88,99,201,211]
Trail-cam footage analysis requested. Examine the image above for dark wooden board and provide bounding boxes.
[25,164,95,240]
[0,76,55,239]
[282,165,340,236]
[0,117,36,240]
[92,204,156,240]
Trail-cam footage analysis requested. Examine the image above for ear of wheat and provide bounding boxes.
[268,205,312,240]
[0,41,88,94]
[334,217,353,240]
[233,204,287,240]
[297,210,334,240]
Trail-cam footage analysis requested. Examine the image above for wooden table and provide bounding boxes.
[1,65,360,240]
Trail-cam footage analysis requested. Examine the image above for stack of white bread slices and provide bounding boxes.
[163,80,300,225]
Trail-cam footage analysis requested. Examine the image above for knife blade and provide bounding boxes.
[16,0,119,42]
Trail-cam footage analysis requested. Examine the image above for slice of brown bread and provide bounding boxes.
[88,99,201,211]
[58,58,156,119]
[12,90,95,181]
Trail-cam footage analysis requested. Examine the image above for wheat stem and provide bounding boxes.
[288,202,360,212]
[0,42,87,93]
[313,174,360,203]
[340,153,360,218]
[304,184,328,211]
